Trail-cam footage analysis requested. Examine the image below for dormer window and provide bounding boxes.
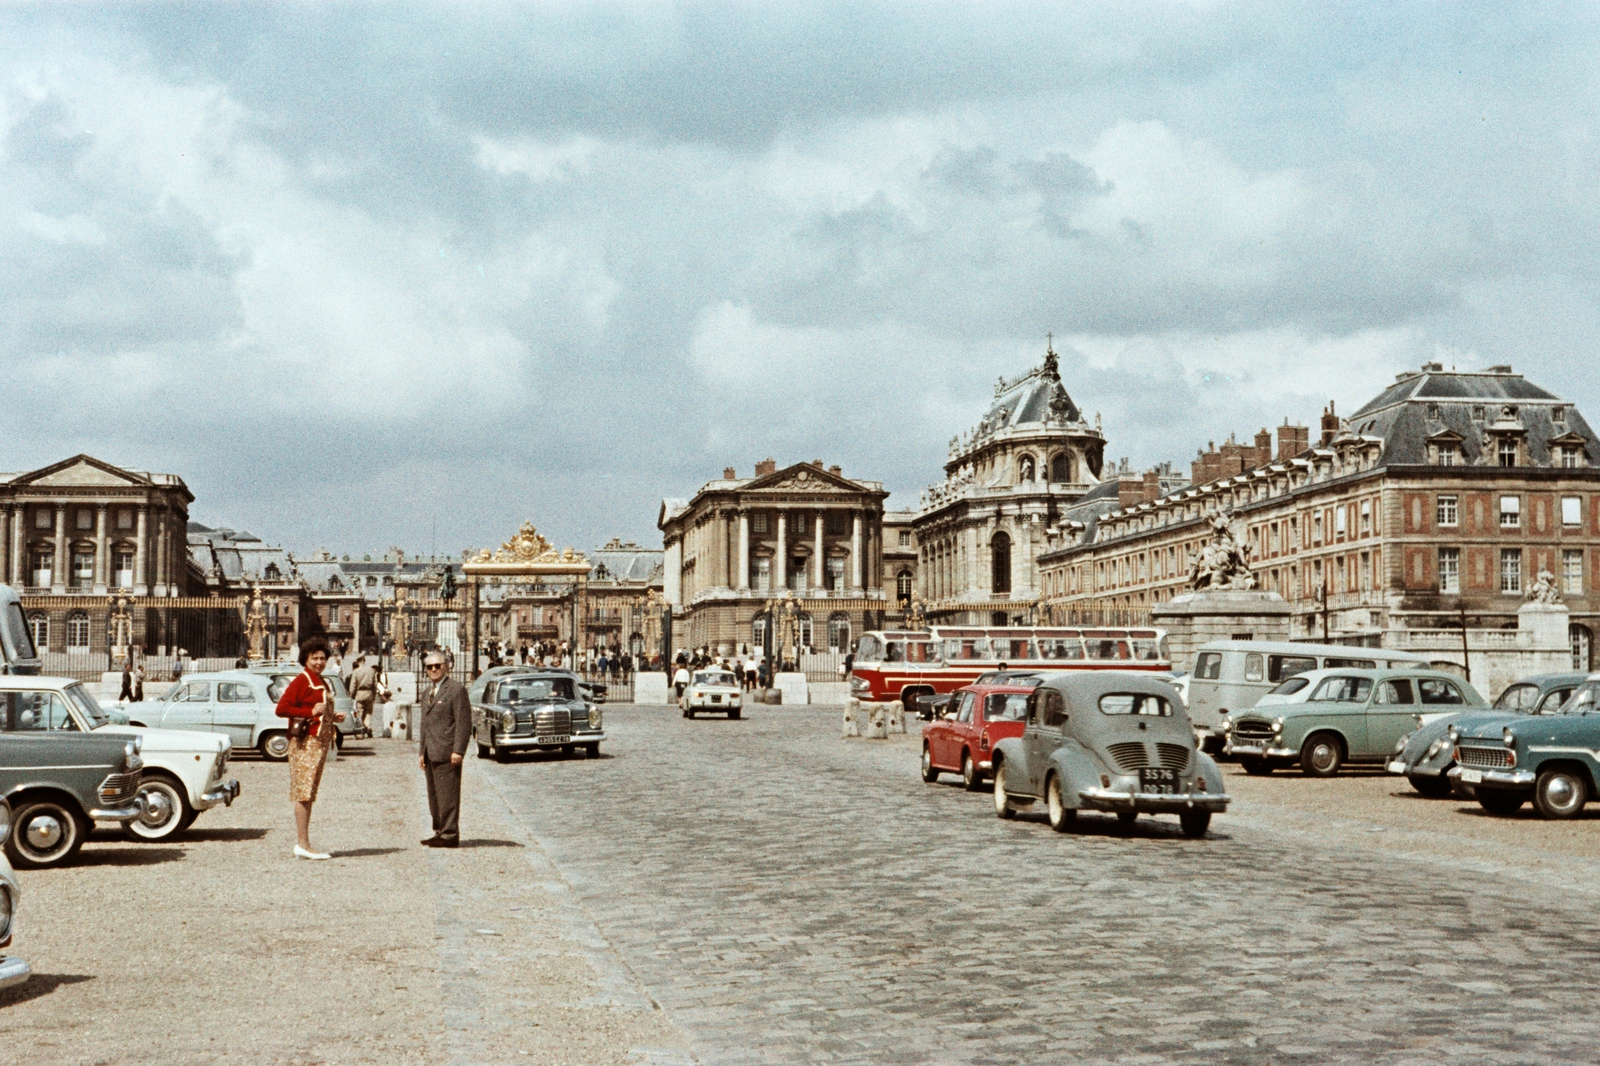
[1553,406,1567,425]
[1427,403,1442,421]
[1472,406,1486,423]
[1497,438,1519,467]
[1557,444,1586,468]
[1432,444,1458,466]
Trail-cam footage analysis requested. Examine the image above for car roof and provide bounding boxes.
[1038,671,1182,701]
[1282,667,1465,681]
[957,683,1038,696]
[0,675,78,690]
[1504,673,1592,688]
[1197,640,1428,659]
[171,669,267,682]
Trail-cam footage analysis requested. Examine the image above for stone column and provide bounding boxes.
[814,513,825,589]
[0,506,8,589]
[135,506,150,596]
[52,503,67,593]
[94,504,109,594]
[737,511,750,591]
[9,506,22,587]
[154,510,168,597]
[851,511,863,591]
[775,512,788,590]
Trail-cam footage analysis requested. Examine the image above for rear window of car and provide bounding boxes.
[1098,693,1172,717]
[1494,684,1538,710]
[1309,676,1372,702]
[694,672,735,687]
[985,693,1029,721]
[1418,678,1466,705]
[1268,676,1311,696]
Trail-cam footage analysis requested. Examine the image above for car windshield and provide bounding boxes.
[1494,684,1539,711]
[1555,682,1600,715]
[695,672,736,687]
[500,679,572,702]
[1309,676,1372,702]
[1098,693,1172,717]
[1268,677,1311,696]
[65,683,115,728]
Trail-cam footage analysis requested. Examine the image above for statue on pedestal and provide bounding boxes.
[109,595,133,667]
[1189,514,1257,591]
[245,585,267,662]
[1527,568,1563,606]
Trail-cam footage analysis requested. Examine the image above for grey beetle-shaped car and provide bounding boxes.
[990,672,1229,838]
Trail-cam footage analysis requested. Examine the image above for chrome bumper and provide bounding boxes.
[496,731,605,748]
[90,798,146,821]
[198,779,241,809]
[978,760,993,772]
[1225,741,1296,759]
[1448,766,1536,788]
[1078,787,1231,813]
[0,955,30,990]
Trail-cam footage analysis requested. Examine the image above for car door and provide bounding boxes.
[212,680,262,747]
[929,692,964,768]
[1306,675,1370,754]
[1022,689,1066,795]
[951,692,979,763]
[1366,678,1417,757]
[157,680,214,732]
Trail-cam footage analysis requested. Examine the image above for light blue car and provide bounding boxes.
[128,668,363,760]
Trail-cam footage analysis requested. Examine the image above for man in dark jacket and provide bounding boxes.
[419,651,472,847]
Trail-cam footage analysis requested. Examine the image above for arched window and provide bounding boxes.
[752,614,770,656]
[992,532,1012,594]
[1018,455,1036,483]
[896,569,913,604]
[827,612,851,652]
[66,611,90,651]
[1051,453,1073,483]
[28,613,49,652]
[1574,624,1593,672]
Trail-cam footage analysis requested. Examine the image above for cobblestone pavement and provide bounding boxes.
[480,704,1600,1066]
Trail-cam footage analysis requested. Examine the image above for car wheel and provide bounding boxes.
[992,762,1017,820]
[1534,768,1589,819]
[920,745,940,783]
[1240,758,1273,775]
[1407,773,1453,798]
[961,752,983,792]
[178,809,200,831]
[260,731,291,762]
[1179,811,1212,839]
[1300,733,1343,777]
[477,741,490,759]
[491,744,508,763]
[585,743,600,758]
[729,709,741,719]
[123,776,193,842]
[7,799,87,869]
[1477,789,1527,816]
[1046,775,1076,833]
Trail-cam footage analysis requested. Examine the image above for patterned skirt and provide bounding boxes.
[288,731,331,803]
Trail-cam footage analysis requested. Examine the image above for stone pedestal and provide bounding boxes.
[634,671,670,705]
[773,672,808,707]
[1151,590,1293,674]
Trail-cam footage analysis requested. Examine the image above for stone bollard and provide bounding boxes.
[387,701,415,740]
[886,702,907,734]
[841,699,863,738]
[866,702,889,740]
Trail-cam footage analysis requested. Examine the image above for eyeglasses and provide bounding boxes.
[425,663,446,671]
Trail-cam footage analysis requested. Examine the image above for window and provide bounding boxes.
[1500,495,1520,528]
[1558,445,1584,468]
[114,550,135,588]
[1564,550,1584,594]
[1374,680,1415,705]
[1554,406,1568,425]
[1563,496,1582,527]
[826,510,847,536]
[1500,549,1522,594]
[1309,676,1372,702]
[75,508,93,531]
[896,570,912,603]
[753,512,768,534]
[33,509,50,530]
[986,693,1029,721]
[1494,684,1540,711]
[1436,445,1457,466]
[1,692,75,731]
[30,550,53,588]
[218,682,257,703]
[174,682,212,703]
[1244,653,1264,682]
[755,557,771,591]
[898,531,911,547]
[1361,501,1371,534]
[71,551,93,588]
[66,611,89,650]
[1472,405,1486,423]
[1313,513,1323,544]
[1269,677,1311,697]
[1098,692,1171,717]
[1498,438,1518,467]
[1038,690,1069,727]
[826,613,850,652]
[1335,507,1347,537]
[1268,655,1318,682]
[826,555,845,591]
[1418,679,1466,705]
[1439,548,1460,594]
[1434,495,1458,527]
[117,508,133,530]
[28,613,48,651]
[954,693,975,723]
[1194,652,1222,680]
[991,533,1011,594]
[1051,453,1072,482]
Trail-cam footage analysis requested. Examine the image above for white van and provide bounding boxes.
[1186,640,1431,751]
[0,585,41,675]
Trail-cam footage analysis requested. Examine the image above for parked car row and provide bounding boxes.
[923,672,1229,839]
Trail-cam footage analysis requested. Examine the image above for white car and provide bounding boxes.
[680,670,743,719]
[0,677,239,841]
[0,800,29,991]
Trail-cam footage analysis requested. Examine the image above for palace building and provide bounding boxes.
[1036,363,1600,668]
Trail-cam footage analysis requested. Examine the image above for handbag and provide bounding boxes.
[287,716,311,740]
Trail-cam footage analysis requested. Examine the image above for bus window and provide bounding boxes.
[906,641,935,663]
[1001,639,1032,660]
[1324,657,1377,670]
[1038,637,1085,660]
[856,635,883,662]
[1268,655,1318,682]
[1244,653,1264,682]
[1131,639,1161,661]
[885,642,904,663]
[1087,638,1130,660]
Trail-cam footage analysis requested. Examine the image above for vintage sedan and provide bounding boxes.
[1449,674,1600,818]
[0,714,144,868]
[921,682,1033,790]
[135,668,363,761]
[1387,672,1587,797]
[472,672,604,760]
[681,670,742,718]
[0,799,29,991]
[990,673,1228,838]
[1226,669,1485,777]
[0,676,239,841]
[470,665,607,706]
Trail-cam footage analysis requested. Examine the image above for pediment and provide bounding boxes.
[14,455,149,488]
[1426,428,1464,443]
[744,463,863,494]
[1550,430,1589,446]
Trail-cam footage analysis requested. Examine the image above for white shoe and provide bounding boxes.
[294,845,331,860]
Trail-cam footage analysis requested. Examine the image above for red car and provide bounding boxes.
[920,682,1035,790]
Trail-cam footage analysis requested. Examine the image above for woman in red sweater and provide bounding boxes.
[275,637,345,860]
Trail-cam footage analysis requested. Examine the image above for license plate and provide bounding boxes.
[1139,768,1179,794]
[1386,760,1407,774]
[537,735,570,745]
[1460,768,1483,784]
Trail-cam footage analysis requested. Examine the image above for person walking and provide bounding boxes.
[346,655,378,734]
[672,663,690,702]
[132,663,145,702]
[419,651,471,848]
[274,637,344,860]
[118,664,133,704]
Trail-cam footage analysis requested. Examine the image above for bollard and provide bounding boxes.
[886,702,907,734]
[866,702,888,740]
[841,699,863,738]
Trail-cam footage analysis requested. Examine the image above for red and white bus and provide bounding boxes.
[848,626,1171,708]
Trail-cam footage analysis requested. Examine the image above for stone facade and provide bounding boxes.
[659,460,891,656]
[1038,363,1600,670]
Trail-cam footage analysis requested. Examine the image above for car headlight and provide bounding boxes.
[500,709,517,731]
[0,883,12,941]
[1503,726,1517,748]
[1425,737,1448,760]
[124,741,143,772]
[0,797,10,848]
[1272,717,1284,734]
[1394,736,1409,753]
[589,706,603,730]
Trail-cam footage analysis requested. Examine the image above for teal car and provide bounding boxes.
[1225,668,1486,777]
[1449,674,1600,818]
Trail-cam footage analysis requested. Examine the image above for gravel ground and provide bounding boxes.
[0,738,692,1066]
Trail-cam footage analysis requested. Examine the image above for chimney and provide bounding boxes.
[813,459,824,468]
[1320,402,1339,446]
[1192,442,1223,486]
[1254,428,1273,467]
[1141,469,1161,504]
[755,458,777,477]
[723,467,737,480]
[1277,420,1309,461]
[1117,474,1144,510]
[1219,434,1245,477]
[829,465,842,477]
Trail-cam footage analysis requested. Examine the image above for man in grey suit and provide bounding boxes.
[419,651,472,848]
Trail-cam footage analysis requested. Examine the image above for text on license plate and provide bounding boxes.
[1139,768,1179,794]
[1459,768,1483,784]
[537,735,571,745]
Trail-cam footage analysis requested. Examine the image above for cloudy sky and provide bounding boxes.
[4,3,1598,558]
